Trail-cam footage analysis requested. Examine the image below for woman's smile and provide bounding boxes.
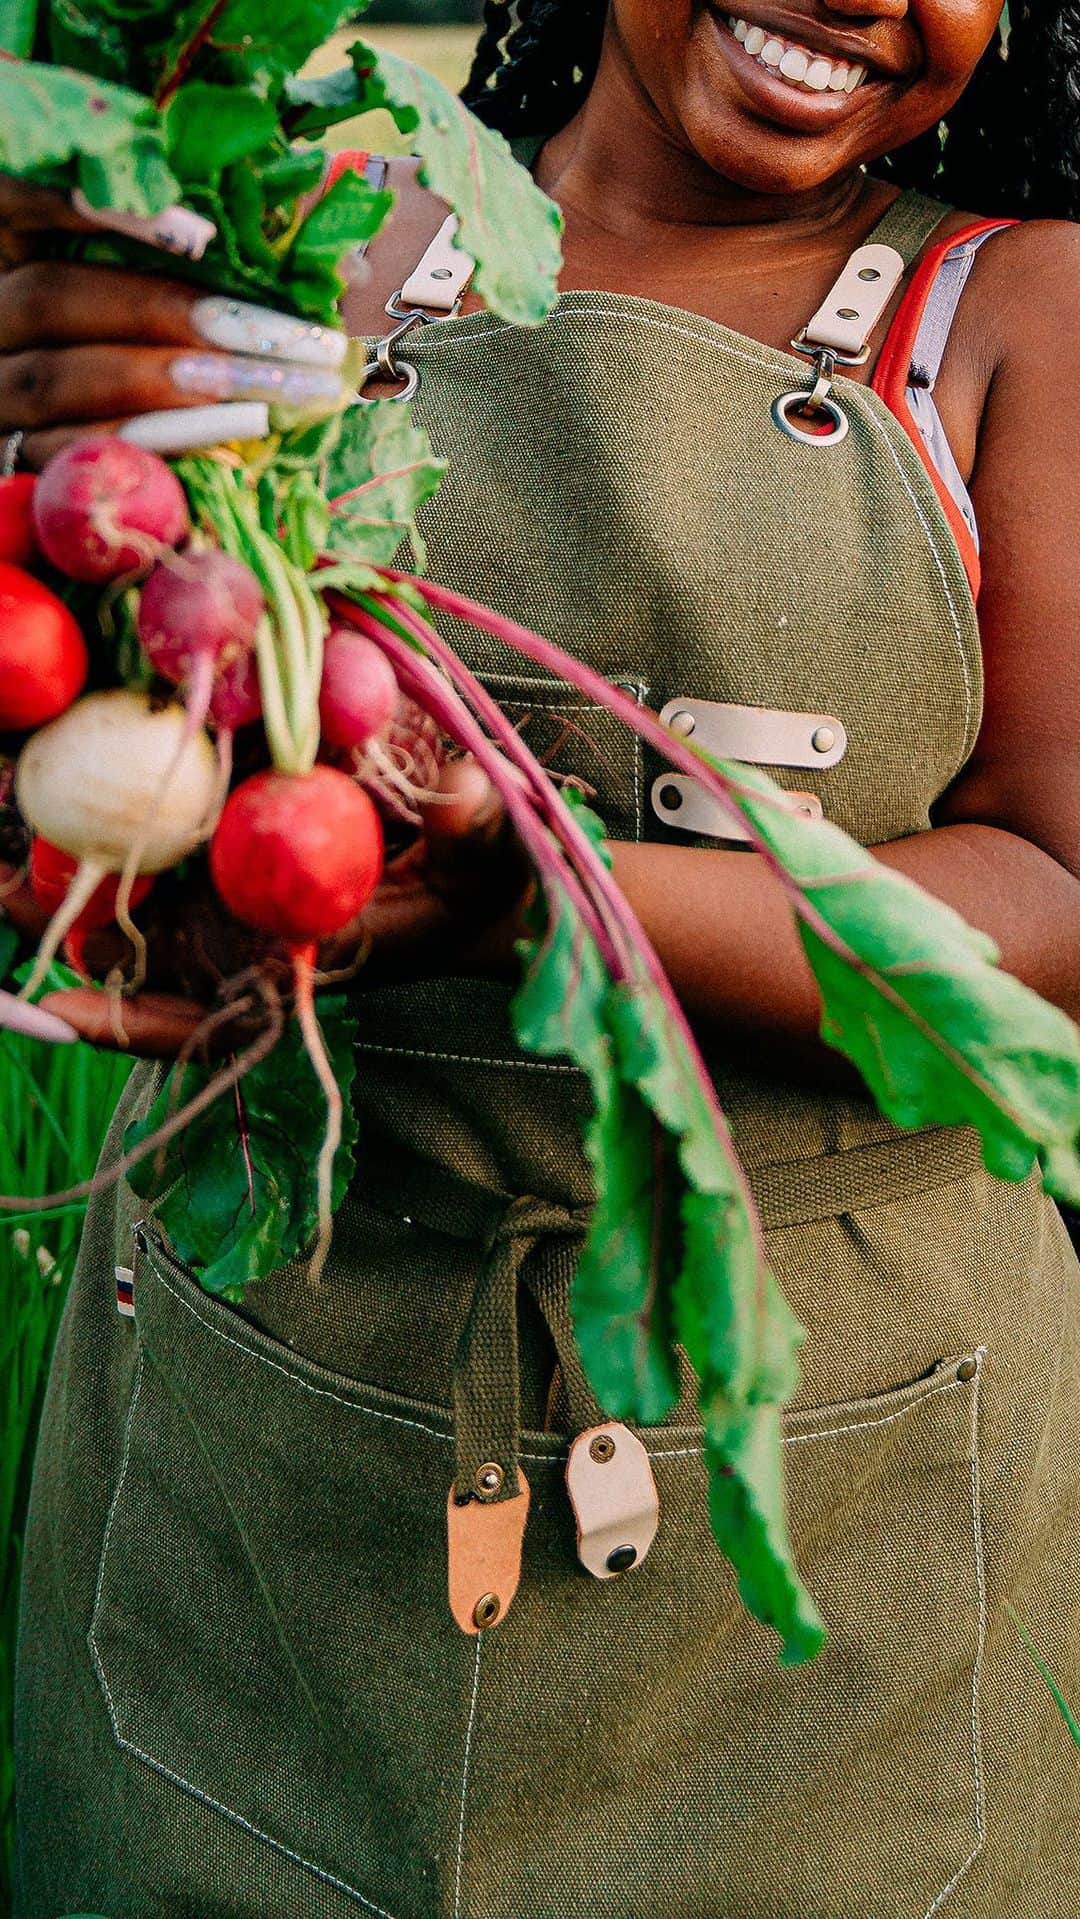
[704,8,911,137]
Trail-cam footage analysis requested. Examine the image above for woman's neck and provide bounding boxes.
[535,32,875,251]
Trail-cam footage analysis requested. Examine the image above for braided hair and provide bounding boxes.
[463,2,1080,222]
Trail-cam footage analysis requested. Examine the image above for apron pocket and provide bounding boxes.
[89,1227,480,1919]
[460,1353,987,1919]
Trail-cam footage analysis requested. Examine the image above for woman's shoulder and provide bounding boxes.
[951,213,1080,373]
[339,157,451,339]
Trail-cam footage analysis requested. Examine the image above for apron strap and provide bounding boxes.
[452,1194,598,1503]
[863,189,949,266]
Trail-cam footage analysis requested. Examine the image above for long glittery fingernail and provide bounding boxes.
[189,296,349,369]
[169,354,345,405]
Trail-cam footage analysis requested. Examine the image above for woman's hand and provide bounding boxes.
[0,174,347,468]
[0,760,533,1059]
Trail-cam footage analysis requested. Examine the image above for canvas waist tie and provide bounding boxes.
[452,1194,601,1505]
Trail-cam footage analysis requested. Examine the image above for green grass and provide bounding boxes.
[0,944,133,1901]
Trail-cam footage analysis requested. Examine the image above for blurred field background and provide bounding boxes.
[0,11,482,1898]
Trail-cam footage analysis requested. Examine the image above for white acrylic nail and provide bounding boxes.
[71,191,217,261]
[118,402,271,454]
[190,296,349,369]
[0,988,78,1045]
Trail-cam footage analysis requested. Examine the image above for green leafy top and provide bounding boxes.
[0,1,562,326]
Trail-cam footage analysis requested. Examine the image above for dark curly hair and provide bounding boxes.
[463,3,1080,222]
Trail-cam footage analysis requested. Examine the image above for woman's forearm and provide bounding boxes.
[609,822,1080,1045]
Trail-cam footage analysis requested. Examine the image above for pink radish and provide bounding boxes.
[210,765,385,1280]
[137,548,264,726]
[15,689,218,997]
[318,625,398,751]
[0,562,88,730]
[32,437,189,583]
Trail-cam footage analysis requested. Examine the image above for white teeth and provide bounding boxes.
[725,18,870,96]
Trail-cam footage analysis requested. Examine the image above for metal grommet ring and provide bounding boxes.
[1,429,26,476]
[355,358,421,405]
[771,391,849,448]
[474,1461,505,1499]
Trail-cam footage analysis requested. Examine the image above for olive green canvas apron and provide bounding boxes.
[15,194,1080,1918]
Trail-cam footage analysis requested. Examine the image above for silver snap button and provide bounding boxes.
[857,267,882,283]
[606,1545,638,1575]
[836,306,859,320]
[812,726,836,754]
[667,710,696,738]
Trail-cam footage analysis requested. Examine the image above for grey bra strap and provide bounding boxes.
[909,224,1012,389]
[864,189,949,266]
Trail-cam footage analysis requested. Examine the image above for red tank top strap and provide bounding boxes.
[323,147,373,190]
[872,217,1018,598]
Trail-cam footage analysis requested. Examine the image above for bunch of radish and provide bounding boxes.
[0,436,414,1270]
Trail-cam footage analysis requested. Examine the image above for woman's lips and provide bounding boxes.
[707,10,890,132]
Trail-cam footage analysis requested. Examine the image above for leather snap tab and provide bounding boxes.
[566,1423,660,1582]
[447,1473,530,1636]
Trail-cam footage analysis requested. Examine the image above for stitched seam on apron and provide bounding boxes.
[87,1352,404,1915]
[454,1635,483,1919]
[148,1259,456,1441]
[494,680,647,839]
[921,1367,988,1918]
[354,1042,581,1075]
[865,411,976,764]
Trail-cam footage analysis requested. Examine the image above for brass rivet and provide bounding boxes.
[812,726,836,754]
[606,1545,638,1575]
[658,783,683,813]
[589,1433,616,1464]
[957,1357,979,1382]
[475,1462,505,1498]
[473,1592,501,1629]
[668,710,696,738]
[857,267,882,283]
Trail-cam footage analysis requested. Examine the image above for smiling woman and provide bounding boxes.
[9,2,1080,1917]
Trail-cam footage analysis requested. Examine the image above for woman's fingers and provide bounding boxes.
[36,987,222,1058]
[0,340,345,435]
[0,260,202,351]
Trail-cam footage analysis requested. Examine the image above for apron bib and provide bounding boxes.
[16,193,1080,1919]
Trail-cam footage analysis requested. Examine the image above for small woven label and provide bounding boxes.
[115,1265,135,1319]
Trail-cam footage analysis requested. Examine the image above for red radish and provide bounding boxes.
[32,436,189,583]
[0,563,88,730]
[29,836,152,947]
[16,689,218,995]
[0,475,38,566]
[210,765,385,1282]
[209,765,384,943]
[318,625,398,751]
